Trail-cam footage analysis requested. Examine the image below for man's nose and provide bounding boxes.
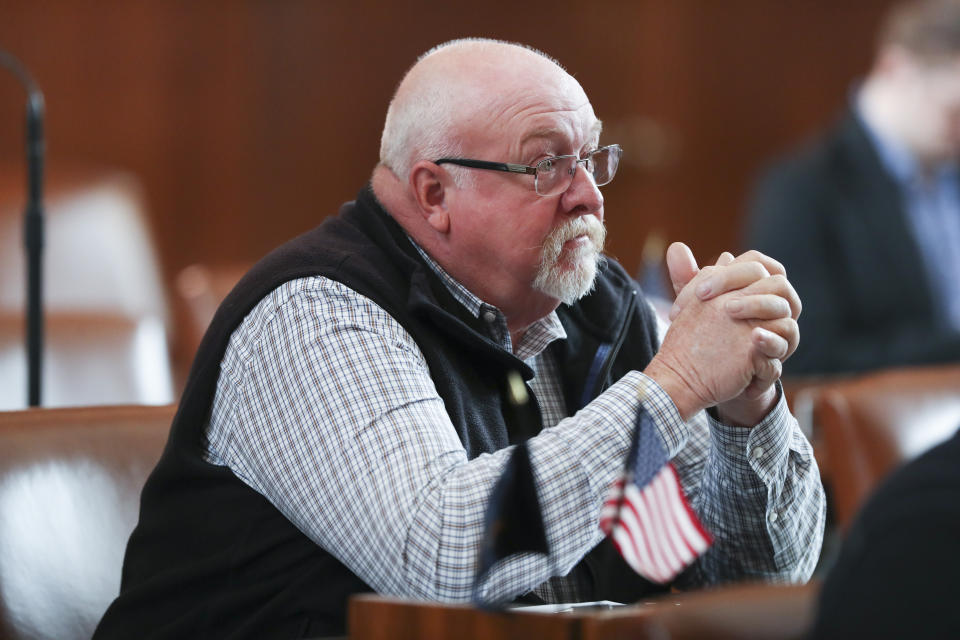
[561,163,604,217]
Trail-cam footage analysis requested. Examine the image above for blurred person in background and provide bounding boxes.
[746,0,960,375]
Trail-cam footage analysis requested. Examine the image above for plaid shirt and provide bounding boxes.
[203,250,824,603]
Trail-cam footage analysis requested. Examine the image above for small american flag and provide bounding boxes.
[599,397,712,583]
[472,371,550,608]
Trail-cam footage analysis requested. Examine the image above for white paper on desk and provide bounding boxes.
[509,600,624,613]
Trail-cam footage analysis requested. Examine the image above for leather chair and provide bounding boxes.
[0,168,174,409]
[812,364,960,530]
[0,404,174,640]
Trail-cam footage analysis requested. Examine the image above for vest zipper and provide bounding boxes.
[586,290,639,404]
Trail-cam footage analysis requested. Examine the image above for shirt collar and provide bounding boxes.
[405,235,567,357]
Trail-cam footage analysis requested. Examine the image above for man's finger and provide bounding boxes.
[752,326,790,360]
[725,294,792,321]
[694,261,770,300]
[670,260,771,321]
[742,357,783,399]
[665,241,699,297]
[715,251,735,266]
[737,274,802,320]
[670,265,716,320]
[755,318,800,360]
[729,249,786,277]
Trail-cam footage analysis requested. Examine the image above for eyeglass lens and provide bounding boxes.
[535,145,622,196]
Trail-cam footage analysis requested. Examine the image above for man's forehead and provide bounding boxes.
[519,120,603,146]
[420,42,601,150]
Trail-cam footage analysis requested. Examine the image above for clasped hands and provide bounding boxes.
[644,242,801,427]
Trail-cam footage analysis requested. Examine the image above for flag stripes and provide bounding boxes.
[599,462,711,584]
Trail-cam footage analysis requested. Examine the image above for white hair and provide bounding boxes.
[378,38,564,183]
[378,69,466,183]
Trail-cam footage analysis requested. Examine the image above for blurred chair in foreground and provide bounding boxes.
[809,363,960,530]
[0,403,174,640]
[0,168,174,409]
[812,420,960,638]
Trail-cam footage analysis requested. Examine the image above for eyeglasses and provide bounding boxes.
[435,144,622,197]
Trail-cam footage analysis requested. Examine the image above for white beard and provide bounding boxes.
[532,215,607,305]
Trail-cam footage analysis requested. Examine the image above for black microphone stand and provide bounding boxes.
[0,50,45,407]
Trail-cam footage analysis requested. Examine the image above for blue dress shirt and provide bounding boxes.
[856,97,960,331]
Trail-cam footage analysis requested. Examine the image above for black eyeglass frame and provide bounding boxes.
[434,144,622,196]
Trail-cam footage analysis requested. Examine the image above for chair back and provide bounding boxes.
[814,364,960,529]
[0,404,174,640]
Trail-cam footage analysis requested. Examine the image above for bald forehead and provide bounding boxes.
[409,40,566,85]
[399,41,594,133]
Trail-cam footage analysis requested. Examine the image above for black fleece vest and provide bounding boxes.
[94,187,662,639]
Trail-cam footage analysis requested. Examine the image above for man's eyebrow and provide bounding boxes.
[519,120,604,149]
[519,127,564,147]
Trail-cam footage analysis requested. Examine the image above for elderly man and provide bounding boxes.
[96,39,823,639]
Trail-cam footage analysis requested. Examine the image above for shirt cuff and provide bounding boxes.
[707,381,792,485]
[636,372,690,459]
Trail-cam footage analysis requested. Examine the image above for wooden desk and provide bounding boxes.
[348,581,819,640]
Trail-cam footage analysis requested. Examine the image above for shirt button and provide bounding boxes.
[751,446,764,460]
[482,310,497,324]
[768,511,779,523]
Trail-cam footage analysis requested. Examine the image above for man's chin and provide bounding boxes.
[533,253,602,305]
[559,242,602,269]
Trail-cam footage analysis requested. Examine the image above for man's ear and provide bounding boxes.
[410,161,451,234]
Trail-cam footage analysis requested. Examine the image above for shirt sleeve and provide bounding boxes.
[635,374,826,585]
[204,276,640,603]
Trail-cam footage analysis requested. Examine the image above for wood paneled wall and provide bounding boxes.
[0,0,895,362]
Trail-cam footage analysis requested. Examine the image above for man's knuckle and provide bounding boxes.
[744,262,766,279]
[769,274,788,288]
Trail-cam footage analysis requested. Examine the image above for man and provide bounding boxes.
[96,39,823,638]
[746,0,960,375]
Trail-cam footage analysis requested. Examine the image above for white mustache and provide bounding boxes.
[541,216,606,263]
